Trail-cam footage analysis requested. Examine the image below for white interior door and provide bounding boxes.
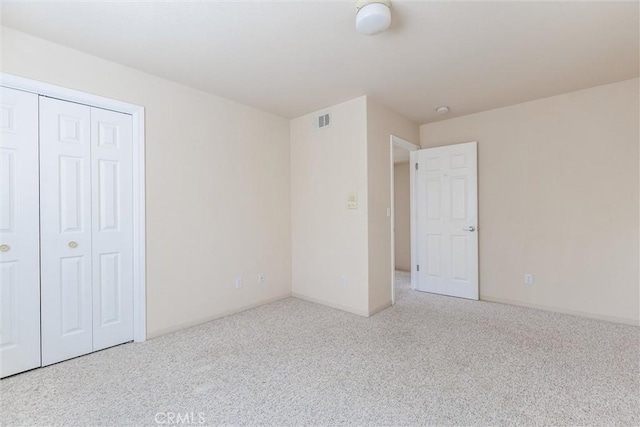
[415,142,478,300]
[0,87,41,377]
[91,107,134,351]
[40,97,94,366]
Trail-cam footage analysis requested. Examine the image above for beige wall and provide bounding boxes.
[290,97,418,316]
[290,97,370,315]
[394,162,411,271]
[1,27,293,338]
[366,99,420,314]
[5,27,635,330]
[421,78,639,324]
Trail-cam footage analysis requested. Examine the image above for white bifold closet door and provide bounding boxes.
[0,87,41,378]
[90,106,134,352]
[40,97,134,366]
[40,97,93,365]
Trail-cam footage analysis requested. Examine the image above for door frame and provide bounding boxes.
[389,135,420,304]
[0,72,147,343]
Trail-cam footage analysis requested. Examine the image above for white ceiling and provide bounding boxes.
[2,1,638,124]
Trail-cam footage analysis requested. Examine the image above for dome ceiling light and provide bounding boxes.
[355,0,392,35]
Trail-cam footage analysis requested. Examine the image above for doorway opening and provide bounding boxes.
[390,135,419,305]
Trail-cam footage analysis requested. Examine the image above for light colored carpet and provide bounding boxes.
[1,271,638,426]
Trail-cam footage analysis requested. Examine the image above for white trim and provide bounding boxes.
[390,135,420,304]
[409,150,418,292]
[148,293,292,339]
[131,109,146,343]
[481,295,640,326]
[369,300,393,317]
[292,293,369,317]
[1,72,147,342]
[1,73,142,115]
[391,135,419,152]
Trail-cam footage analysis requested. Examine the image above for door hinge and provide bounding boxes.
[417,265,420,271]
[415,163,419,170]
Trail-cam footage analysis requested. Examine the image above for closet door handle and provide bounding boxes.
[68,241,78,249]
[0,244,10,252]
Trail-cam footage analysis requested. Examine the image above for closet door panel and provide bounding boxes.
[91,107,133,351]
[0,87,41,378]
[40,97,93,366]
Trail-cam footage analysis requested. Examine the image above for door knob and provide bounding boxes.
[463,226,476,232]
[68,241,78,248]
[0,244,9,252]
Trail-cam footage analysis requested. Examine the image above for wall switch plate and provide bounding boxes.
[235,277,243,289]
[347,192,358,210]
[258,274,265,284]
[524,274,534,285]
[339,276,346,287]
[386,207,391,218]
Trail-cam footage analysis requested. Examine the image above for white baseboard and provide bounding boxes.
[146,292,293,339]
[369,300,392,317]
[291,293,369,317]
[481,295,639,326]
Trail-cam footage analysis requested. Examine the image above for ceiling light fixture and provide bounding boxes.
[436,106,450,114]
[355,0,392,35]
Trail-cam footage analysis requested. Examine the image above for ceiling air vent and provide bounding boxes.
[316,113,331,129]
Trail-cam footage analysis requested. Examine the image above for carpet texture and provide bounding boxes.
[1,271,638,426]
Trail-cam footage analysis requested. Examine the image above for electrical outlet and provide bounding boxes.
[258,274,266,284]
[235,277,243,289]
[339,276,346,288]
[524,274,534,285]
